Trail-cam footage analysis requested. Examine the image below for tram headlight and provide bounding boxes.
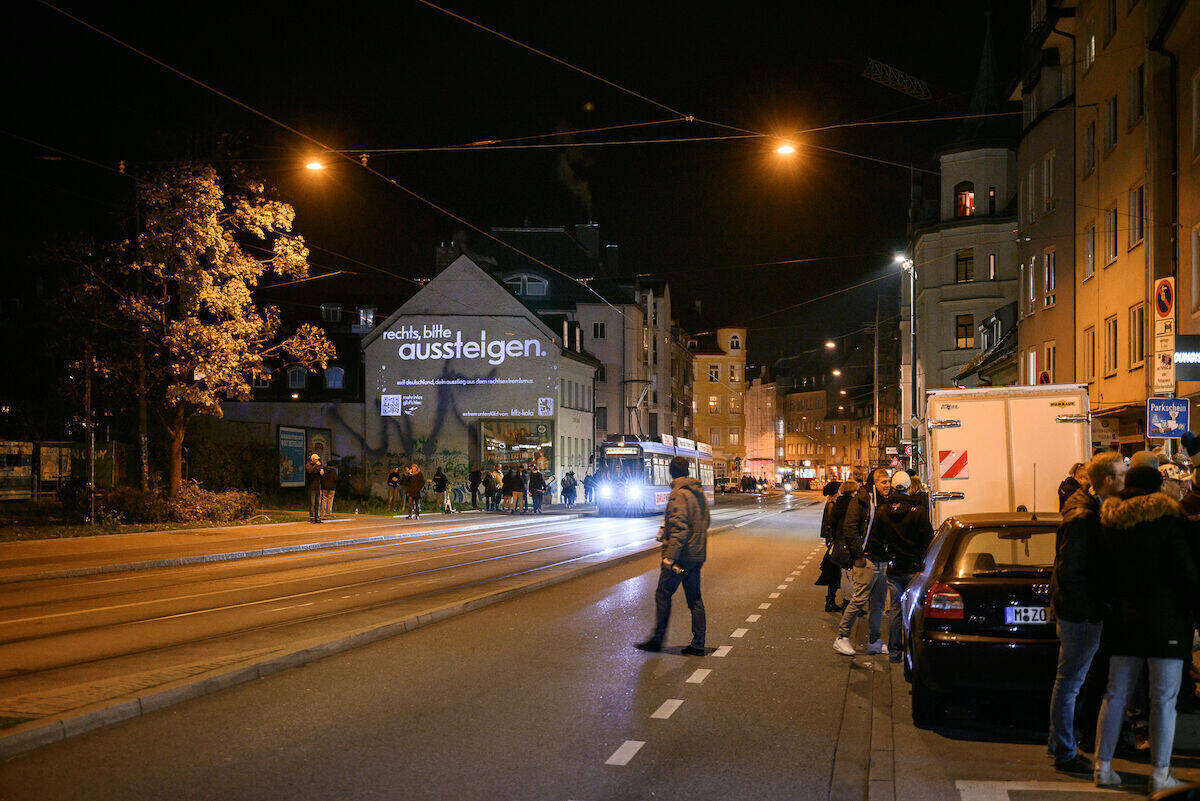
[625,484,641,500]
[782,482,793,493]
[598,484,614,499]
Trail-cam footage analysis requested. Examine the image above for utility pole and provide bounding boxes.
[873,291,880,467]
[84,344,95,523]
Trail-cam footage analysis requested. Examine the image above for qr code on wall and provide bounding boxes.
[537,397,554,416]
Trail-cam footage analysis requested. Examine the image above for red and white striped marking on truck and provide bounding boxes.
[938,449,969,480]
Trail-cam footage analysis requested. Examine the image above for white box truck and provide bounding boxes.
[924,385,1092,524]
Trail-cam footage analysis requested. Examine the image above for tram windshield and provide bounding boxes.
[596,455,647,483]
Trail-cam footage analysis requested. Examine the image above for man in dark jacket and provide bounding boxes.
[833,468,893,656]
[482,468,498,511]
[519,466,530,514]
[879,471,933,662]
[1091,465,1198,792]
[817,480,854,612]
[402,463,425,520]
[1047,452,1125,774]
[468,466,482,509]
[305,454,324,524]
[529,469,546,513]
[636,456,709,656]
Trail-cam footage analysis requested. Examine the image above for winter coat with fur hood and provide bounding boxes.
[1097,489,1199,660]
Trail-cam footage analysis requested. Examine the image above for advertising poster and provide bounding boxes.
[306,428,333,464]
[278,426,306,487]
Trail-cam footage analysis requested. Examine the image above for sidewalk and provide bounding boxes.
[0,507,591,584]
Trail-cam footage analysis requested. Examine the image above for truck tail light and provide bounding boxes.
[924,582,964,620]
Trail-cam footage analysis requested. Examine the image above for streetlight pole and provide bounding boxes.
[896,254,919,475]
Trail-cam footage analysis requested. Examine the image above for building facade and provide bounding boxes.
[691,327,747,478]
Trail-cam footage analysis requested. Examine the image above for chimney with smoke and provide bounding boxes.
[574,222,600,261]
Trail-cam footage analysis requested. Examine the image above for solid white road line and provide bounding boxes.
[686,669,711,684]
[731,628,749,638]
[769,592,780,598]
[605,740,645,766]
[758,602,771,609]
[712,645,732,657]
[746,614,761,622]
[650,699,684,720]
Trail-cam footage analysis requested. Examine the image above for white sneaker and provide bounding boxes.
[867,641,888,655]
[833,637,855,656]
[1093,764,1121,787]
[1150,768,1184,793]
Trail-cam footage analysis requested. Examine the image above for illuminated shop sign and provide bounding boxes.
[383,324,545,366]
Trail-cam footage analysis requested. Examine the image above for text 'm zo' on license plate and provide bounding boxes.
[1005,606,1053,625]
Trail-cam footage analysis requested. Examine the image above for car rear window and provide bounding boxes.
[948,526,1057,578]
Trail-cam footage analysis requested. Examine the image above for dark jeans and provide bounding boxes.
[652,564,705,648]
[532,490,543,512]
[470,486,479,508]
[1049,619,1103,761]
[308,487,321,522]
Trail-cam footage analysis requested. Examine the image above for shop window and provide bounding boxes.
[287,367,306,389]
[482,420,554,473]
[325,366,345,390]
[954,182,975,218]
[955,248,974,283]
[955,314,975,350]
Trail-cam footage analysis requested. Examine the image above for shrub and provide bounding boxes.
[167,484,258,523]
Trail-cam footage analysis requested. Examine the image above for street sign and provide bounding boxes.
[1155,317,1175,336]
[904,444,913,456]
[1147,397,1189,439]
[1154,351,1177,394]
[885,446,898,455]
[1154,277,1176,319]
[1037,371,1051,385]
[1156,332,1176,354]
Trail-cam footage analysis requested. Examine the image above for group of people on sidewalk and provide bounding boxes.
[1047,442,1200,793]
[817,468,934,661]
[304,453,338,524]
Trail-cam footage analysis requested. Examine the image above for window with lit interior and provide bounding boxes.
[954,182,975,217]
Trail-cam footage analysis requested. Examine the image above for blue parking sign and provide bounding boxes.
[1147,397,1189,439]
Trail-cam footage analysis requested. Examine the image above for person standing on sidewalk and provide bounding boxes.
[529,467,546,513]
[1047,451,1125,775]
[305,454,324,524]
[816,480,849,613]
[635,456,709,656]
[482,467,498,511]
[403,462,425,520]
[832,468,892,656]
[583,472,595,504]
[386,466,402,512]
[432,467,449,513]
[319,463,338,520]
[1058,463,1089,512]
[519,466,531,513]
[879,471,933,662]
[1091,464,1199,793]
[561,471,577,508]
[468,465,482,510]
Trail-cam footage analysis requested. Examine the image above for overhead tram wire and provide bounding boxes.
[36,0,626,317]
[341,133,763,154]
[347,117,693,154]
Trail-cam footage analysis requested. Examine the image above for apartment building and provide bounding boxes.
[691,327,748,478]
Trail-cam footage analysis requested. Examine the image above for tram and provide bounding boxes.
[592,434,716,516]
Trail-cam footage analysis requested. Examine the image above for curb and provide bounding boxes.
[0,514,586,585]
[0,518,743,760]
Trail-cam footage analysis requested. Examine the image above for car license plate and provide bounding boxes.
[1005,606,1051,625]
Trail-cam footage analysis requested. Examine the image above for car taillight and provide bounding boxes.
[924,582,964,620]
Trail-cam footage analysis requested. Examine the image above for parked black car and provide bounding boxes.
[900,512,1062,726]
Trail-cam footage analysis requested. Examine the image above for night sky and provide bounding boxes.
[8,1,1025,366]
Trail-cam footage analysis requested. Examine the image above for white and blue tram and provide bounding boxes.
[593,434,716,516]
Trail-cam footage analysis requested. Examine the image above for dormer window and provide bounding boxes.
[954,182,975,217]
[287,367,306,389]
[504,273,549,297]
[325,366,345,390]
[320,304,342,323]
[357,307,375,327]
[728,334,741,350]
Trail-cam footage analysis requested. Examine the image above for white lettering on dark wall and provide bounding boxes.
[383,326,545,366]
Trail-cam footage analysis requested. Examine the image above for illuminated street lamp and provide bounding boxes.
[831,368,842,377]
[839,389,846,395]
[824,340,836,349]
[305,160,325,171]
[775,143,795,155]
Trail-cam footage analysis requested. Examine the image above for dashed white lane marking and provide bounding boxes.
[731,628,749,638]
[650,699,684,719]
[746,614,761,622]
[605,740,645,765]
[270,602,314,612]
[686,669,711,684]
[712,645,732,657]
[758,602,771,609]
[776,584,788,590]
[769,592,780,598]
[785,577,794,582]
[953,780,1121,800]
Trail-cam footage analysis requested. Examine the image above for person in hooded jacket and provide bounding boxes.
[635,456,710,656]
[833,469,893,656]
[816,481,848,612]
[1090,464,1199,793]
[402,463,425,520]
[879,471,933,662]
[432,468,450,513]
[1047,452,1126,775]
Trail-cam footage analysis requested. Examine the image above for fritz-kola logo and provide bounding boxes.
[383,324,545,366]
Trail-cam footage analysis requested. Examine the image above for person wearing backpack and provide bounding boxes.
[635,456,710,657]
[833,468,892,657]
